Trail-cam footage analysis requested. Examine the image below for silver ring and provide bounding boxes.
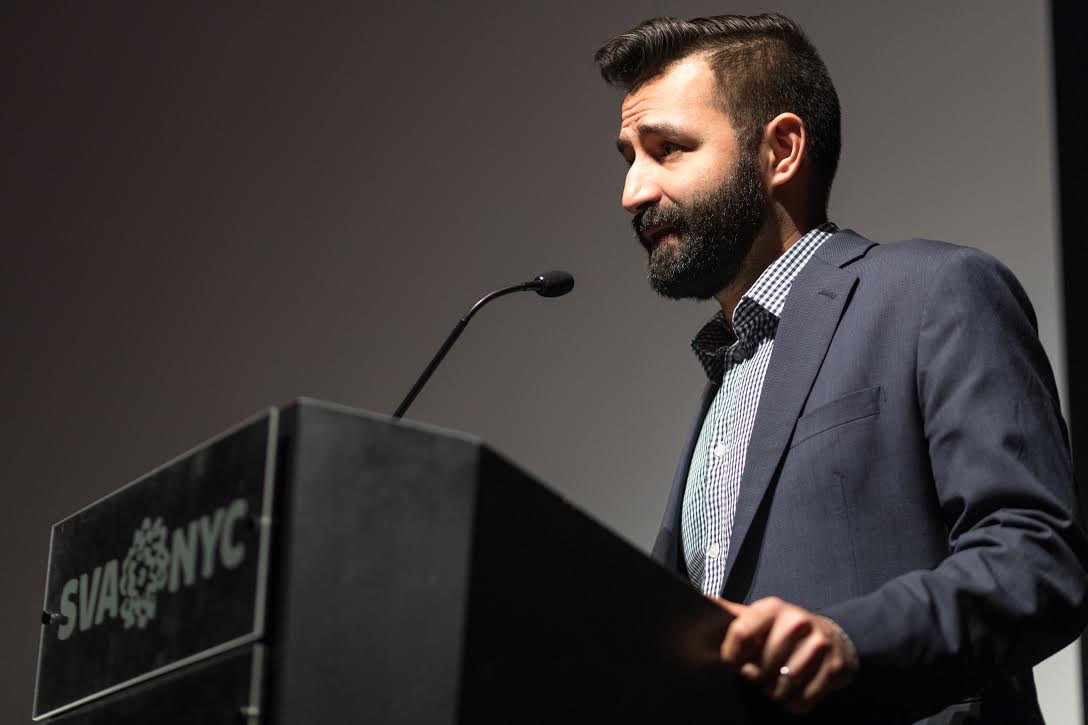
[779,665,791,678]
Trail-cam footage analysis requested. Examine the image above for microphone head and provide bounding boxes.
[532,270,575,298]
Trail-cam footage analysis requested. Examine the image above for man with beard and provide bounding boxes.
[597,12,1088,724]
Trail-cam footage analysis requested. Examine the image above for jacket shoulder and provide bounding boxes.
[842,234,1037,330]
[844,234,1020,286]
[854,234,1004,266]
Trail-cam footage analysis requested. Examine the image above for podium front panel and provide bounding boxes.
[46,645,265,725]
[34,411,278,720]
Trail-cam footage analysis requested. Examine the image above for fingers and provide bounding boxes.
[758,610,815,696]
[719,597,784,668]
[781,638,852,715]
[715,597,857,716]
[711,597,747,617]
[769,626,831,705]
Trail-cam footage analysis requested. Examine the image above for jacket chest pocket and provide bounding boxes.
[790,385,883,449]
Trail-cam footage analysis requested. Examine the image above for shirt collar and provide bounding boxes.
[691,222,838,380]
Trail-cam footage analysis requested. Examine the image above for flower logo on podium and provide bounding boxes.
[119,517,170,629]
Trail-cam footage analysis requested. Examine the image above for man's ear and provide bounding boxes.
[763,112,806,189]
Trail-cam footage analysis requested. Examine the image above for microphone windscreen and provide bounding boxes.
[534,270,575,297]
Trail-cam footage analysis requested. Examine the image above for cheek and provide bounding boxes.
[699,152,738,184]
[665,163,724,204]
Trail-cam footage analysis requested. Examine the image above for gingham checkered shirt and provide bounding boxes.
[681,223,837,594]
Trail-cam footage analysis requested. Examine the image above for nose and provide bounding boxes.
[622,162,662,214]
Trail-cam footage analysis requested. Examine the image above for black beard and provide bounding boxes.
[633,151,767,300]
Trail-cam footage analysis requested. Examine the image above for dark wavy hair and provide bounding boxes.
[595,13,841,207]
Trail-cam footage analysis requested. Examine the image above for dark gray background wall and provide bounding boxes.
[3,1,1076,722]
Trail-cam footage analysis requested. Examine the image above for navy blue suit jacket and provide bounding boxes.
[651,230,1088,723]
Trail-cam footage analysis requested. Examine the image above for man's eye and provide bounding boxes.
[660,142,681,158]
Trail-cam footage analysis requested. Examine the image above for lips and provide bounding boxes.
[639,224,679,250]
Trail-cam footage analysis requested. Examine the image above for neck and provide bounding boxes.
[713,207,826,324]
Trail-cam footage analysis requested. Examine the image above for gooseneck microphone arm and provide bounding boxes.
[392,282,530,419]
[391,271,574,420]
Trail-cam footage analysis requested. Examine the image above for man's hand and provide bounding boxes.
[714,596,858,715]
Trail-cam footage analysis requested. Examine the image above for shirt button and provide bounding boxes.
[713,442,726,457]
[707,542,720,559]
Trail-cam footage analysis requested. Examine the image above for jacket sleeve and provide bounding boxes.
[818,247,1088,712]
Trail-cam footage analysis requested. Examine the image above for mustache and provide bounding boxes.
[632,202,687,240]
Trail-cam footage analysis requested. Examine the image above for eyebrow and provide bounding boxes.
[615,122,693,155]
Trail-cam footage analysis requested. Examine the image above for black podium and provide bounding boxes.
[34,399,751,724]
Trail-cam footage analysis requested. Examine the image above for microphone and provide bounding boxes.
[532,270,575,297]
[392,270,574,419]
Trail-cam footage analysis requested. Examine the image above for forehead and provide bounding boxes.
[620,54,723,131]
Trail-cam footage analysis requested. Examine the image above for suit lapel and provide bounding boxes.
[719,230,874,590]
